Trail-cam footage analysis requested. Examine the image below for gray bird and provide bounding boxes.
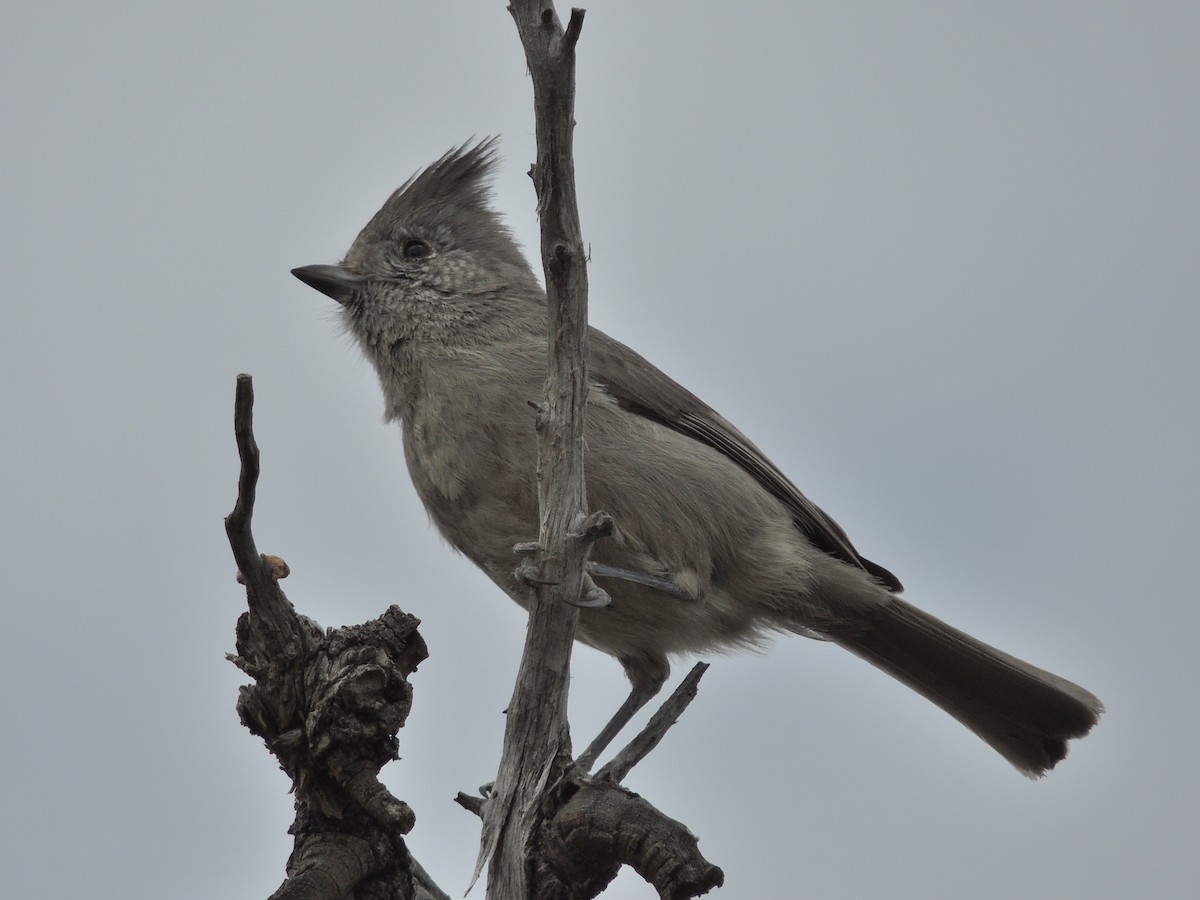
[293,139,1102,777]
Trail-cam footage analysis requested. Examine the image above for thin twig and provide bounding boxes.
[595,663,710,784]
[225,374,261,573]
[455,792,486,818]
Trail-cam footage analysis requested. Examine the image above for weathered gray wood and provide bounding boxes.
[595,663,710,785]
[479,5,595,898]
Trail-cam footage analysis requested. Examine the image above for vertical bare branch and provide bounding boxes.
[478,4,593,898]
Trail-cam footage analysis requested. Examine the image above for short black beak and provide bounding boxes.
[290,264,366,305]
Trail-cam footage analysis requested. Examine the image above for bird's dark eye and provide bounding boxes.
[403,239,431,259]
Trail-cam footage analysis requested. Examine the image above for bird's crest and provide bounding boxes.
[382,137,500,218]
[348,137,527,271]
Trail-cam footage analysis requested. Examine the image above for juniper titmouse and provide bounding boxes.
[293,140,1102,776]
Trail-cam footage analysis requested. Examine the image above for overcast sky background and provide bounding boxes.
[3,3,1197,898]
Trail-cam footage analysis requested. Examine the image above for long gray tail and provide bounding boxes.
[833,598,1103,777]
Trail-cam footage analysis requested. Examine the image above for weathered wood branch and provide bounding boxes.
[225,375,448,900]
[478,4,596,898]
[536,784,724,899]
[469,5,726,898]
[459,660,724,897]
[595,663,710,785]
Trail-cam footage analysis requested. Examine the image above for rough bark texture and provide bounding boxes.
[226,375,448,900]
[535,784,724,900]
[459,658,723,898]
[478,4,596,898]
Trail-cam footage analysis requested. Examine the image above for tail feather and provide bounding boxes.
[834,598,1103,777]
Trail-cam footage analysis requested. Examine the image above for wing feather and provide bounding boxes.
[589,328,903,593]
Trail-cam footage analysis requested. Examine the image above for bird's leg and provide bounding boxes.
[588,562,694,601]
[575,659,668,773]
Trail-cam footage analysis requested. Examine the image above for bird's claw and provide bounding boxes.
[513,562,611,607]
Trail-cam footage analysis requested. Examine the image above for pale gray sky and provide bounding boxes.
[2,3,1197,898]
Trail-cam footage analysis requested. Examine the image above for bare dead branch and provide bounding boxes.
[537,784,724,899]
[563,8,585,47]
[595,663,710,784]
[225,375,446,900]
[479,4,597,898]
[226,376,307,656]
[227,373,259,547]
[455,791,486,818]
[473,7,727,898]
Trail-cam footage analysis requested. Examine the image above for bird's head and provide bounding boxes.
[292,138,541,347]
